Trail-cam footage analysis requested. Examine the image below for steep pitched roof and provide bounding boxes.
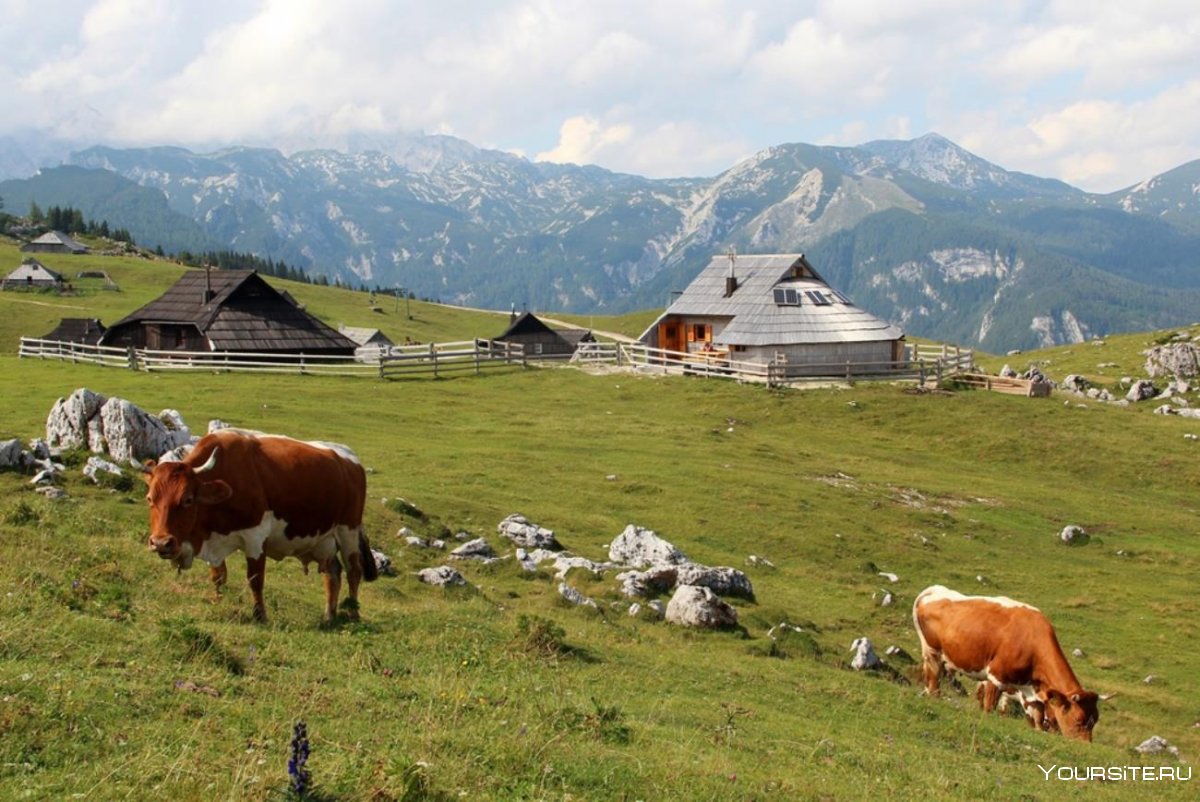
[4,259,63,282]
[339,326,394,347]
[105,269,357,353]
[41,318,106,344]
[22,230,87,253]
[641,253,903,346]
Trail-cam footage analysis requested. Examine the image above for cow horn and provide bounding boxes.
[194,447,220,474]
[130,459,153,474]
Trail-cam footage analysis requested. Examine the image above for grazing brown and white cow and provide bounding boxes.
[913,585,1099,741]
[143,429,378,623]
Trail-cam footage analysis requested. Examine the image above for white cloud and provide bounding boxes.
[0,1,1197,190]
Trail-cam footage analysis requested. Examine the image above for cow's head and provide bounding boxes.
[1046,689,1100,742]
[143,447,232,570]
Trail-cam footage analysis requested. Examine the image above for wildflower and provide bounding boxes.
[287,720,311,799]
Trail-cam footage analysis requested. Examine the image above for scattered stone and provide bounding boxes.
[1143,674,1157,684]
[371,549,395,576]
[429,539,447,550]
[1186,434,1199,441]
[1060,525,1089,546]
[878,590,895,607]
[207,419,233,433]
[885,645,914,663]
[34,486,68,500]
[608,524,687,568]
[404,536,428,548]
[1006,350,1022,357]
[999,364,1017,378]
[449,538,495,560]
[746,555,775,568]
[664,585,738,629]
[1134,736,1180,757]
[849,637,882,670]
[497,513,559,549]
[1126,379,1157,402]
[397,526,414,538]
[454,531,472,541]
[1061,374,1090,393]
[417,566,465,587]
[605,474,619,481]
[1072,648,1085,658]
[0,438,24,469]
[558,582,598,608]
[45,388,108,452]
[30,468,59,485]
[82,456,124,484]
[1144,342,1200,378]
[878,571,899,583]
[767,622,806,640]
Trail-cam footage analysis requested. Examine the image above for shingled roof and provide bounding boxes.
[102,269,356,354]
[641,254,902,347]
[41,317,106,344]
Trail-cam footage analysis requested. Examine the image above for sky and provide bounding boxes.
[1,0,1198,192]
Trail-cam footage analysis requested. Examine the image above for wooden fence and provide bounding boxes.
[18,337,527,380]
[19,335,973,388]
[604,342,974,388]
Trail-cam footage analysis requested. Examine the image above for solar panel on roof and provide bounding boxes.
[784,288,800,305]
[805,290,831,306]
[831,291,850,304]
[773,288,787,304]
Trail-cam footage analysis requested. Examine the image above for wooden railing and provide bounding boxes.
[18,337,527,379]
[19,335,973,388]
[378,339,525,379]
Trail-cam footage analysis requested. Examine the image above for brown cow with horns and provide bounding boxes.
[142,428,378,623]
[913,585,1100,741]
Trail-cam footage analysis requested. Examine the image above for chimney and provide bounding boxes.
[723,247,738,297]
[202,265,214,304]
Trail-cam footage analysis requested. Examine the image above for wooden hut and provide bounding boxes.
[339,326,395,361]
[2,259,64,290]
[99,269,356,356]
[40,318,106,345]
[20,231,88,254]
[638,253,905,372]
[495,312,594,358]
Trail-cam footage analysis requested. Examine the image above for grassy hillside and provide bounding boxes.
[0,238,515,352]
[1,252,1197,799]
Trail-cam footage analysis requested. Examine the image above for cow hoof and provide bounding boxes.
[339,598,360,620]
[252,607,268,624]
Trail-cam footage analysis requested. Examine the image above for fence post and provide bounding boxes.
[430,342,438,378]
[845,360,851,381]
[300,354,306,375]
[918,359,926,386]
[127,346,137,371]
[936,359,944,385]
[475,340,481,375]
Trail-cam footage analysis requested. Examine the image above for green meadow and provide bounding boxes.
[0,244,1197,800]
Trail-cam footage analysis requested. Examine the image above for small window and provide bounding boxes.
[691,323,711,343]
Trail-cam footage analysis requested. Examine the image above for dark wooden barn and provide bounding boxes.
[40,318,107,345]
[20,231,88,254]
[495,312,594,358]
[99,269,357,356]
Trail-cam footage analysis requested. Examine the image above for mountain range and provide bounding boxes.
[1,131,1198,352]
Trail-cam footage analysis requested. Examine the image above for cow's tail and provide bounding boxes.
[358,529,379,582]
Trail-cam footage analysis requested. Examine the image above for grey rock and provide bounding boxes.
[746,554,775,568]
[1134,736,1179,756]
[450,538,495,560]
[371,549,395,576]
[45,388,108,452]
[558,582,598,608]
[676,564,754,599]
[999,364,1017,378]
[1144,342,1200,378]
[82,455,124,483]
[850,637,882,670]
[608,524,687,568]
[1061,374,1090,393]
[1126,379,1157,402]
[417,565,466,587]
[665,585,738,629]
[497,513,559,549]
[0,438,23,469]
[404,535,428,548]
[1060,525,1089,546]
[34,486,68,500]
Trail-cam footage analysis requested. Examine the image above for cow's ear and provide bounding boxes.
[1045,690,1068,709]
[197,479,233,505]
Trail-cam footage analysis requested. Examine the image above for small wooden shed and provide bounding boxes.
[2,259,64,290]
[99,269,357,356]
[40,318,106,345]
[21,231,88,254]
[340,326,396,361]
[495,312,594,358]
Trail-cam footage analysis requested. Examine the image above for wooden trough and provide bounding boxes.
[947,372,1052,398]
